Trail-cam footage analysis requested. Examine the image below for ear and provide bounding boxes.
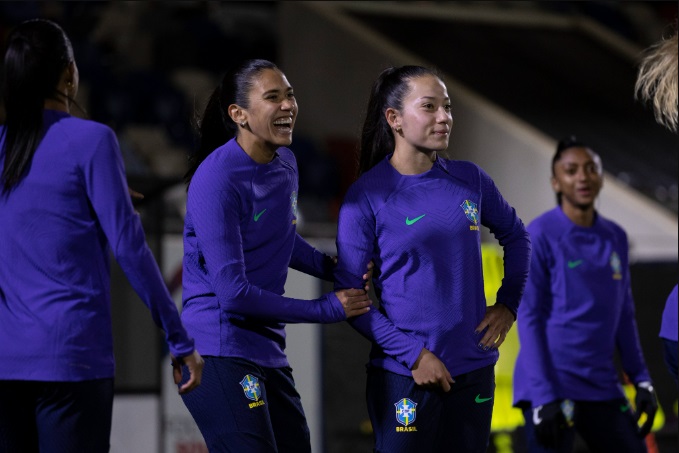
[228,104,246,126]
[385,107,400,130]
[550,175,560,194]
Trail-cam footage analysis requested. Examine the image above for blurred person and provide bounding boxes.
[659,285,678,383]
[0,19,203,453]
[635,24,677,133]
[179,59,372,453]
[635,23,678,388]
[334,65,531,452]
[513,136,657,453]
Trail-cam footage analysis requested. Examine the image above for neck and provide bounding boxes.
[561,203,595,227]
[43,92,71,113]
[236,134,277,164]
[390,146,437,175]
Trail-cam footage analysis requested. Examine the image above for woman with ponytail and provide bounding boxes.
[179,59,372,452]
[334,66,531,452]
[0,19,203,452]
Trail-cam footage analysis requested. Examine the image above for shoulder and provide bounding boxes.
[596,213,626,237]
[57,115,116,141]
[527,208,563,239]
[276,146,297,168]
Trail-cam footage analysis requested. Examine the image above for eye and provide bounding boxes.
[422,103,434,109]
[444,104,452,111]
[287,92,295,99]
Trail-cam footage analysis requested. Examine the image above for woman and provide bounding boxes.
[179,59,372,452]
[334,65,531,452]
[0,19,203,452]
[513,136,657,453]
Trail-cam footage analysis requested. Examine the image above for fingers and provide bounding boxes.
[336,289,372,318]
[177,351,204,395]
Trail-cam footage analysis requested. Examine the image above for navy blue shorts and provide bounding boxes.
[366,364,495,453]
[0,378,114,453]
[180,356,310,453]
[521,399,647,453]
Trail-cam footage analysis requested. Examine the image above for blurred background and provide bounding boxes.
[0,1,676,452]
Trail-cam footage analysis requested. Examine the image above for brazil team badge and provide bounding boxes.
[394,398,418,431]
[610,251,622,280]
[460,199,480,230]
[240,374,265,409]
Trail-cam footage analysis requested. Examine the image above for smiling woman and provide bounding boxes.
[178,59,372,452]
[333,65,531,453]
[512,136,658,453]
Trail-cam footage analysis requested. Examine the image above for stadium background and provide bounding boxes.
[0,2,676,452]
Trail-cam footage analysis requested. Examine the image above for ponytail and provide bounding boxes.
[358,65,440,176]
[1,19,73,192]
[184,59,278,187]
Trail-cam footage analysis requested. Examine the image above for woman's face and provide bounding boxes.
[244,68,297,150]
[551,146,603,210]
[392,74,452,152]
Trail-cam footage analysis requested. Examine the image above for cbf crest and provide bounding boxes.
[240,374,265,409]
[610,251,622,280]
[290,191,298,225]
[394,398,417,431]
[460,199,480,230]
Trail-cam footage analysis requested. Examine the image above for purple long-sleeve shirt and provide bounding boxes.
[181,138,345,368]
[335,155,530,377]
[0,109,194,381]
[513,207,651,407]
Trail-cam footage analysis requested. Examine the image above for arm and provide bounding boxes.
[515,232,562,406]
[289,233,335,281]
[335,191,425,370]
[188,171,359,324]
[82,128,195,358]
[478,168,531,317]
[476,169,531,347]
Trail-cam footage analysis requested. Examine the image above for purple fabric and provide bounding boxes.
[181,138,345,368]
[335,155,530,377]
[513,207,651,407]
[0,110,194,381]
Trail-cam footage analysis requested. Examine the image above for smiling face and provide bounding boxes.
[551,145,603,211]
[389,74,453,153]
[236,68,297,157]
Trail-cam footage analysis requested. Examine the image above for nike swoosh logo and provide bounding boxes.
[405,214,425,226]
[567,259,583,269]
[474,394,492,403]
[254,209,267,222]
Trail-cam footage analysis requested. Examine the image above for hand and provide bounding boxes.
[335,288,371,318]
[172,350,204,395]
[532,400,568,449]
[362,261,375,292]
[635,381,658,437]
[411,348,454,392]
[475,304,514,350]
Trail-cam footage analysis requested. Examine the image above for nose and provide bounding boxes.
[437,107,452,124]
[281,98,296,112]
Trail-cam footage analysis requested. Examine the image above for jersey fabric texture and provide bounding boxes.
[659,284,678,342]
[181,138,344,368]
[0,109,194,382]
[335,155,530,377]
[513,206,651,407]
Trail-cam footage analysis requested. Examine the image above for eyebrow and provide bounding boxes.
[419,96,450,101]
[262,87,293,96]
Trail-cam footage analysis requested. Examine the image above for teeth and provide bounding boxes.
[274,118,292,125]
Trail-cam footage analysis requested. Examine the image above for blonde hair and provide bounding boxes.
[635,29,678,133]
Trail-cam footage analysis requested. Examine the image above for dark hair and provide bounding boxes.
[358,65,441,175]
[1,19,74,192]
[184,59,279,186]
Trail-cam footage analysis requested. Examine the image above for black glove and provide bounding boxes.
[532,400,569,449]
[635,381,658,438]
